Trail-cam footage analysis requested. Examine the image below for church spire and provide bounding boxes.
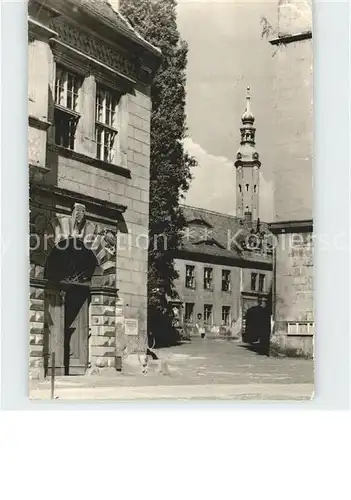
[234,86,261,220]
[240,85,256,146]
[242,86,254,124]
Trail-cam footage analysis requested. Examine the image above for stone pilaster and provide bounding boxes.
[89,287,119,371]
[29,278,46,380]
[76,74,96,157]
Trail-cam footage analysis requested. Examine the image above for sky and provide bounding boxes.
[176,0,277,221]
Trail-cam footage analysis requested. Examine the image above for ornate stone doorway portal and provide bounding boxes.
[44,238,99,376]
[30,200,122,379]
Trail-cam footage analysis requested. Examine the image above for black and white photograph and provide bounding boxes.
[28,0,314,401]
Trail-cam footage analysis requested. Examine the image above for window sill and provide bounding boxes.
[48,143,131,179]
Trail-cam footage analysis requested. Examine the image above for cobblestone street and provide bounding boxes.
[153,338,313,386]
[30,339,314,401]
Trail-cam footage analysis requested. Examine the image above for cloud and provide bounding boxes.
[183,137,273,222]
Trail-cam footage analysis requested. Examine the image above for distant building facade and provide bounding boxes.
[174,206,273,338]
[28,0,161,378]
[174,91,273,338]
[269,0,314,354]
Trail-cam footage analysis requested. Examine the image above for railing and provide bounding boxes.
[287,322,315,336]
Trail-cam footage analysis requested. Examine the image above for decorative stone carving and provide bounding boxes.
[101,229,117,255]
[72,203,86,235]
[52,20,140,81]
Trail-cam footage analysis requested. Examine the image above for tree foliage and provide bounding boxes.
[120,0,197,346]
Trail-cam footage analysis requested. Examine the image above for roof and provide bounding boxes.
[179,205,273,265]
[46,0,162,57]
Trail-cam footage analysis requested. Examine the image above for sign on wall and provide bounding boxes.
[125,319,139,336]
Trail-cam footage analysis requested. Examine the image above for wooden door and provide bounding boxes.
[44,289,65,376]
[64,287,89,375]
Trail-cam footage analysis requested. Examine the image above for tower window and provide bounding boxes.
[246,184,249,191]
[239,184,242,193]
[254,185,257,193]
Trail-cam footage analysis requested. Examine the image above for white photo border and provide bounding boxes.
[0,0,350,410]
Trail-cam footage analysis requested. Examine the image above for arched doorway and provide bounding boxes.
[44,238,100,375]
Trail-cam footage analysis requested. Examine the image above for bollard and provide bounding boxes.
[115,355,122,372]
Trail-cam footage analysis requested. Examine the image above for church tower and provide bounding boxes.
[235,86,261,220]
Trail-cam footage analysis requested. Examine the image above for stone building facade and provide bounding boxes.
[173,206,273,338]
[268,0,314,354]
[28,0,161,378]
[174,91,272,338]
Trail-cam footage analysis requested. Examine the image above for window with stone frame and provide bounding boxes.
[222,269,231,292]
[185,265,196,289]
[222,306,231,326]
[251,272,258,291]
[95,84,119,163]
[204,304,213,325]
[54,65,82,150]
[204,267,213,290]
[184,303,194,323]
[258,273,265,292]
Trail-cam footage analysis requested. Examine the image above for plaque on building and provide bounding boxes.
[125,319,138,336]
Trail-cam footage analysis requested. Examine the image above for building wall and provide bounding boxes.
[174,258,242,337]
[273,37,313,222]
[270,0,313,354]
[273,232,314,354]
[272,1,313,222]
[275,233,313,322]
[174,257,272,337]
[28,1,158,376]
[42,89,151,350]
